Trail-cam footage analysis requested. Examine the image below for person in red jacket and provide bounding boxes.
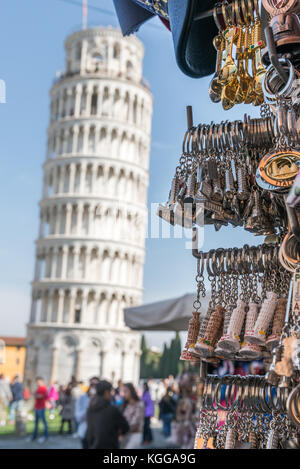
[30,377,49,443]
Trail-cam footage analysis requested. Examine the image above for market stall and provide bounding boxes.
[124,293,210,332]
[114,0,300,449]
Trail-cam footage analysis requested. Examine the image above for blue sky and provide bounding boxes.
[0,0,263,348]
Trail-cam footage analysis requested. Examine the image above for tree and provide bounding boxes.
[140,335,149,378]
[140,333,188,380]
[172,332,182,377]
[140,335,162,379]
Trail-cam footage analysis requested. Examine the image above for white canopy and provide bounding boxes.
[124,292,210,332]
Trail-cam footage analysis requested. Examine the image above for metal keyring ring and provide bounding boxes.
[225,247,233,274]
[234,0,243,26]
[269,384,281,412]
[199,125,206,154]
[211,250,219,276]
[186,127,196,155]
[216,122,224,153]
[287,385,300,428]
[213,123,219,153]
[216,382,227,410]
[198,251,205,277]
[224,375,236,409]
[191,126,199,156]
[206,250,216,278]
[213,1,223,32]
[260,380,272,413]
[182,130,190,155]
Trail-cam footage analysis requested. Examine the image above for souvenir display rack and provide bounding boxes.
[158,0,300,449]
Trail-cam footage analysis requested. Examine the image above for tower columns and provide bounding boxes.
[74,84,82,117]
[50,347,59,382]
[65,203,72,235]
[57,288,64,323]
[61,246,68,278]
[69,288,76,324]
[72,127,79,155]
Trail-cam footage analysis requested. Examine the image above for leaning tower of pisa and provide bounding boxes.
[24,27,152,387]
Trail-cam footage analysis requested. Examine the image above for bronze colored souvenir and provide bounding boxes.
[270,13,300,48]
[262,0,299,16]
[266,298,287,349]
[194,305,225,358]
[180,311,201,362]
[259,150,300,188]
[274,334,298,376]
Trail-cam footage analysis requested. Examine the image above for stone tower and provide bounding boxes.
[24,27,152,387]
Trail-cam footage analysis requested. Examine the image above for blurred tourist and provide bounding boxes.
[114,379,123,406]
[9,375,23,424]
[79,381,88,394]
[75,377,100,448]
[171,382,179,404]
[48,381,59,420]
[0,374,12,426]
[142,381,154,445]
[147,378,157,403]
[159,387,176,438]
[86,380,129,449]
[121,383,144,449]
[71,380,82,401]
[234,361,248,376]
[59,385,75,435]
[30,377,49,443]
[174,372,197,449]
[23,387,30,401]
[70,380,83,434]
[218,360,235,377]
[249,360,265,376]
[58,384,64,401]
[156,379,166,402]
[175,395,196,449]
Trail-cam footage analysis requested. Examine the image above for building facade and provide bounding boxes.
[24,27,152,387]
[0,337,26,381]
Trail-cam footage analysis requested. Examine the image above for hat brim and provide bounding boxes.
[168,0,218,78]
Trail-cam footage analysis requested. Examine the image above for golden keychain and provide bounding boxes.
[242,0,256,104]
[208,4,226,103]
[250,0,266,104]
[220,1,240,109]
[234,0,251,104]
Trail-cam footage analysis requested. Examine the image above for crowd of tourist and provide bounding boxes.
[0,372,191,448]
[0,360,263,449]
[0,374,26,427]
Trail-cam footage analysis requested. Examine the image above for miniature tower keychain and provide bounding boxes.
[181,256,205,361]
[215,308,234,358]
[245,291,278,346]
[266,298,287,350]
[216,299,246,353]
[238,302,262,359]
[180,311,201,362]
[194,304,225,357]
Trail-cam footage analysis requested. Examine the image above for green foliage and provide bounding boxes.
[140,333,183,379]
[0,408,61,436]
